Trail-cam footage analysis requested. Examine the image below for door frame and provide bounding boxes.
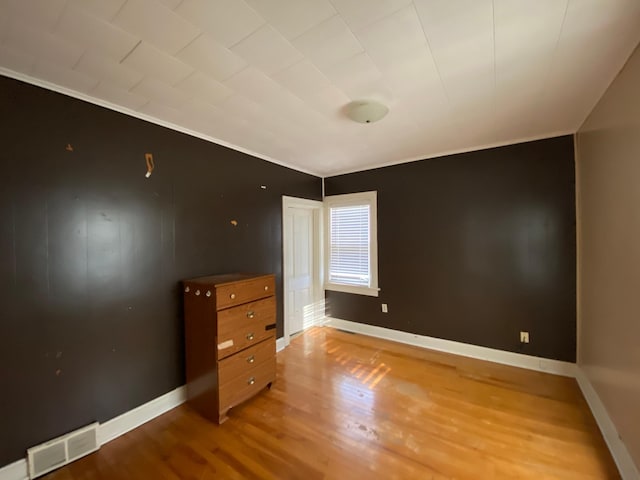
[282,196,324,348]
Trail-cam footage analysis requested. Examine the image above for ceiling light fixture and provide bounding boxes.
[346,100,389,124]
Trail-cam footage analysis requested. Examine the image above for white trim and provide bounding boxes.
[0,68,317,177]
[98,386,186,446]
[1,69,577,179]
[1,341,637,479]
[324,191,379,297]
[0,385,186,480]
[324,283,380,297]
[282,196,324,347]
[0,460,27,480]
[324,317,640,476]
[324,317,577,377]
[326,130,576,177]
[575,370,640,479]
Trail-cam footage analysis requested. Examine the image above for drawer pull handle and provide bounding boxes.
[205,290,211,297]
[264,285,269,291]
[195,289,200,296]
[230,293,236,300]
[248,377,255,385]
[246,333,254,341]
[247,311,255,319]
[184,286,190,293]
[247,355,255,364]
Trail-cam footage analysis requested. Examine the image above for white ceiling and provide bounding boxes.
[1,0,639,176]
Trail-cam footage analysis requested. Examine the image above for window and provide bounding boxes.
[324,191,379,297]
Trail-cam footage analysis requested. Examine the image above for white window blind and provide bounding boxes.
[329,204,371,287]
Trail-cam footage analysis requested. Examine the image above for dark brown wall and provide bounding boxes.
[0,75,321,466]
[324,136,576,362]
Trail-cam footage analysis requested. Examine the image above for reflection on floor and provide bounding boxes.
[46,326,619,479]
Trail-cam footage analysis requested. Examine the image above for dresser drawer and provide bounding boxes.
[218,356,276,414]
[216,296,276,359]
[218,337,275,386]
[215,275,275,310]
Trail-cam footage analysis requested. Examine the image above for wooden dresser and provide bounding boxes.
[182,273,276,423]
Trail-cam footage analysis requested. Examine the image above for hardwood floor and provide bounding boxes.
[46,327,619,479]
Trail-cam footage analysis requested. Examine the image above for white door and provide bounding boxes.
[283,197,322,344]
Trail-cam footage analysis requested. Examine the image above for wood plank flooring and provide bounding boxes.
[46,327,619,479]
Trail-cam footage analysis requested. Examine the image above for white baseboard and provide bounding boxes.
[0,385,186,480]
[325,317,577,377]
[98,386,186,446]
[575,370,640,480]
[324,317,639,477]
[3,328,637,480]
[0,460,27,480]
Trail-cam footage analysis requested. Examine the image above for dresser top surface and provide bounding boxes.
[183,273,273,287]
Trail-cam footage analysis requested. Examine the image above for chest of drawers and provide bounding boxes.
[183,273,276,423]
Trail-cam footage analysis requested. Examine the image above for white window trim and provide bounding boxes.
[324,191,379,297]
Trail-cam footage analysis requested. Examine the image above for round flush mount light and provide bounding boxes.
[346,100,389,124]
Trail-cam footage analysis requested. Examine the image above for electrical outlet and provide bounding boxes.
[381,303,388,313]
[520,331,529,343]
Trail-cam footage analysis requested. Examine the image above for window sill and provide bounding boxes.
[324,283,380,297]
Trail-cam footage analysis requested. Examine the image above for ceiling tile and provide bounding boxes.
[225,67,294,111]
[322,52,383,97]
[175,0,265,47]
[179,116,220,138]
[357,5,426,70]
[0,44,35,74]
[2,0,67,31]
[212,119,255,148]
[300,85,351,119]
[32,60,99,93]
[331,0,412,31]
[3,21,84,69]
[130,77,193,110]
[137,100,185,125]
[414,0,494,107]
[343,78,394,106]
[121,41,193,85]
[245,0,336,40]
[156,0,183,8]
[381,44,442,96]
[175,72,233,105]
[267,97,317,133]
[55,6,140,61]
[493,0,567,123]
[64,0,127,21]
[2,0,639,176]
[535,0,640,131]
[230,25,303,75]
[113,0,201,54]
[181,98,226,126]
[494,0,565,63]
[272,59,331,97]
[287,108,336,133]
[216,94,268,124]
[74,52,143,90]
[176,34,247,81]
[292,16,363,69]
[90,82,149,110]
[414,0,494,76]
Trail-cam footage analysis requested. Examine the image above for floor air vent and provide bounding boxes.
[27,422,100,479]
